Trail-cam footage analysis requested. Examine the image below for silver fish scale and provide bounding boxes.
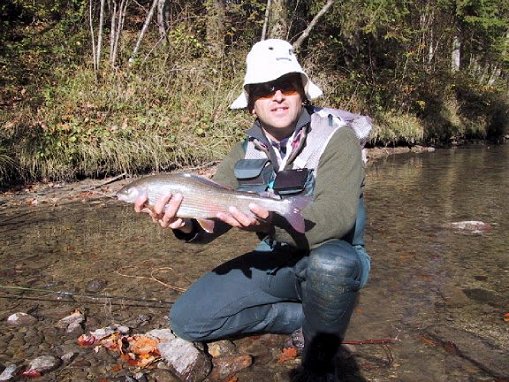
[125,174,290,219]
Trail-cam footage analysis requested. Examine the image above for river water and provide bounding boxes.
[0,144,508,381]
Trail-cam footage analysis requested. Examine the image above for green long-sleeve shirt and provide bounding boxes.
[212,123,364,249]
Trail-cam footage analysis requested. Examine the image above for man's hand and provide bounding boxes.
[134,192,193,233]
[216,203,272,233]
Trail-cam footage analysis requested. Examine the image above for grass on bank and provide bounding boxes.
[1,48,508,187]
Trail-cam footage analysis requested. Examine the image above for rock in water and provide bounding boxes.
[22,355,61,377]
[158,338,212,382]
[0,364,21,381]
[56,309,85,333]
[6,312,37,326]
[209,354,253,381]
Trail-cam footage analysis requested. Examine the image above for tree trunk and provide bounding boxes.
[89,0,97,73]
[205,0,225,58]
[268,0,288,40]
[451,35,461,72]
[261,0,271,40]
[156,0,169,42]
[110,0,129,67]
[96,0,106,70]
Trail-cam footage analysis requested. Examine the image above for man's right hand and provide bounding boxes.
[134,192,193,233]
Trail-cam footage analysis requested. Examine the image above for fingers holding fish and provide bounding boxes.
[216,205,271,233]
[155,193,184,228]
[134,191,149,213]
[249,203,272,224]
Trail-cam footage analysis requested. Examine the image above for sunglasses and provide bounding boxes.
[249,77,302,100]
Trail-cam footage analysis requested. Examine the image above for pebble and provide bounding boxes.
[6,312,37,326]
[150,369,180,382]
[145,328,175,343]
[158,338,212,382]
[61,351,77,364]
[22,355,61,377]
[0,364,21,382]
[56,310,85,333]
[207,339,237,358]
[85,278,108,293]
[209,354,253,381]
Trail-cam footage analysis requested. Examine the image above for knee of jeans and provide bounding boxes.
[309,242,360,281]
[169,299,202,342]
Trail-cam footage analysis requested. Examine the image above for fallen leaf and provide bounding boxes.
[504,313,509,322]
[128,335,160,355]
[277,347,298,363]
[111,363,123,372]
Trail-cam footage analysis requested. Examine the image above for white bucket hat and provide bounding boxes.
[230,39,323,109]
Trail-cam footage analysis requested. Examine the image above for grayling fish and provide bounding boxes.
[117,173,310,233]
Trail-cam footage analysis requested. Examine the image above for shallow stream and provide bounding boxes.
[0,144,508,381]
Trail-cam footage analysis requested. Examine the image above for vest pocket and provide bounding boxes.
[234,159,274,192]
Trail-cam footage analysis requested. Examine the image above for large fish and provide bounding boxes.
[117,173,310,233]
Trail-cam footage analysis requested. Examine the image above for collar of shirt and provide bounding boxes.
[245,108,311,170]
[246,107,311,147]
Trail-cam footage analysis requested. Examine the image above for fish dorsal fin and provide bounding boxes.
[181,173,233,190]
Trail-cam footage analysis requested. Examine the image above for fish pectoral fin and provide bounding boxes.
[197,218,215,233]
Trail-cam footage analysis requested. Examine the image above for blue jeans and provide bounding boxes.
[170,239,370,343]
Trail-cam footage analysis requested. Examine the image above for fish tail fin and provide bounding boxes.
[281,195,312,233]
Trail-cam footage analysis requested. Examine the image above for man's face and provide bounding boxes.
[250,74,304,140]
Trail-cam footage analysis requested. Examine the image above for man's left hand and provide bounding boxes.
[216,203,272,233]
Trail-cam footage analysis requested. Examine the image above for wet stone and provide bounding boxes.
[0,364,22,382]
[85,279,108,293]
[426,325,509,378]
[60,351,77,364]
[149,369,180,382]
[8,337,25,350]
[23,355,62,377]
[209,354,253,381]
[158,338,212,382]
[25,332,43,347]
[207,340,236,358]
[6,312,37,326]
[43,328,59,343]
[70,356,91,367]
[125,314,153,329]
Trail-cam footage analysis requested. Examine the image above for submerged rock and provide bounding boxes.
[85,278,108,293]
[56,309,85,333]
[447,220,492,234]
[0,364,21,382]
[209,354,253,381]
[21,355,61,378]
[207,340,236,358]
[6,312,37,326]
[158,338,212,382]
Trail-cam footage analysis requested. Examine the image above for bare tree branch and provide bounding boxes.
[293,0,335,50]
[110,0,129,67]
[129,0,158,64]
[89,0,97,74]
[109,0,118,65]
[261,0,271,41]
[96,0,106,69]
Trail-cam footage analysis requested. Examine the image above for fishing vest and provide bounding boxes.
[234,106,371,246]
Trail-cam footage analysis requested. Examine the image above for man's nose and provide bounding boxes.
[273,89,284,101]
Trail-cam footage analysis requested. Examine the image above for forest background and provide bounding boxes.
[0,0,508,187]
